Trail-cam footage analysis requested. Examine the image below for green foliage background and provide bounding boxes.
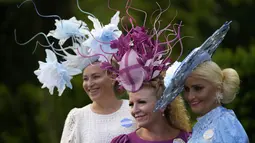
[0,0,254,142]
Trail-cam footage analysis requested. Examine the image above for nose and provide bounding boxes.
[86,78,95,88]
[131,104,140,115]
[186,91,195,102]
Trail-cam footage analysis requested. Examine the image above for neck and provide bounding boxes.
[200,103,221,117]
[137,118,180,141]
[91,95,122,114]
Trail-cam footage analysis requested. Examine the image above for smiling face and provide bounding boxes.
[183,74,220,116]
[129,86,162,128]
[82,63,115,101]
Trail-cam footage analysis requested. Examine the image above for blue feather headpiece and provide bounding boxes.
[154,21,231,111]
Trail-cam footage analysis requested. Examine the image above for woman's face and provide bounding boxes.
[183,74,219,116]
[82,63,114,101]
[129,86,162,128]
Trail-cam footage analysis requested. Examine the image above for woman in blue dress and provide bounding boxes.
[183,61,249,143]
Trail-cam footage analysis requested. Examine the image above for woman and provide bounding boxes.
[111,76,191,143]
[152,22,249,142]
[97,4,192,141]
[184,61,249,143]
[22,8,137,142]
[60,62,136,143]
[58,11,137,143]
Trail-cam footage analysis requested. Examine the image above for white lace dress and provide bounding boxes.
[60,100,136,143]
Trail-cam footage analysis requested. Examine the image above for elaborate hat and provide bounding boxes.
[155,21,232,111]
[15,0,122,96]
[101,4,183,92]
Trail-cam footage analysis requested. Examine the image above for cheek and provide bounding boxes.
[152,111,161,117]
[100,77,112,86]
[204,91,217,104]
[144,103,156,113]
[102,81,114,90]
[130,108,134,116]
[196,90,216,109]
[183,92,188,101]
[202,88,216,99]
[195,90,210,101]
[82,81,87,89]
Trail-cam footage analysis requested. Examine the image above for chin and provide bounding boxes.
[192,107,211,116]
[191,107,204,115]
[137,121,150,128]
[89,94,101,101]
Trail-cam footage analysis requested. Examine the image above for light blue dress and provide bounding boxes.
[188,106,249,143]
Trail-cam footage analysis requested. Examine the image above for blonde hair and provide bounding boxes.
[166,96,191,132]
[143,77,191,132]
[192,61,240,104]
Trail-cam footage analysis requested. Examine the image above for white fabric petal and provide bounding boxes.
[88,16,102,31]
[62,44,98,70]
[45,49,57,62]
[34,49,80,96]
[86,12,121,62]
[110,11,120,26]
[164,61,182,87]
[47,17,89,45]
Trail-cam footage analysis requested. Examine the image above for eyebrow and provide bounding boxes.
[191,84,203,87]
[184,83,204,88]
[134,98,150,102]
[83,72,103,76]
[83,73,102,77]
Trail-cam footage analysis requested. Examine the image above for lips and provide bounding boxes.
[134,114,145,118]
[189,100,201,107]
[134,114,146,121]
[88,88,100,95]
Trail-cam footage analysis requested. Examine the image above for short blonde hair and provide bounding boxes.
[192,61,240,104]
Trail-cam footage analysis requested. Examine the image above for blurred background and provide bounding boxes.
[0,0,254,142]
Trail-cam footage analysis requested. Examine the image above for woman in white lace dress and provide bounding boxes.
[60,62,136,143]
[59,11,137,143]
[16,1,136,142]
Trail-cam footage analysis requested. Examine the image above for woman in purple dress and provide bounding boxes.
[98,3,192,142]
[111,76,191,143]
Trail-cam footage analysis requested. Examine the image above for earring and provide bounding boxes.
[215,92,223,104]
[162,113,165,117]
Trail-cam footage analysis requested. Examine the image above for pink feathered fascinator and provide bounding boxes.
[101,1,183,92]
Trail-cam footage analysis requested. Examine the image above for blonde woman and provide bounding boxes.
[111,76,191,143]
[184,61,249,143]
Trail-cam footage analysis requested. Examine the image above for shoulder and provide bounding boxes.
[65,108,78,122]
[111,134,130,143]
[68,105,90,115]
[214,108,249,142]
[177,131,191,142]
[217,108,244,130]
[65,105,91,123]
[111,131,137,143]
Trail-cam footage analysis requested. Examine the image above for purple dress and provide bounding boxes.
[111,131,191,143]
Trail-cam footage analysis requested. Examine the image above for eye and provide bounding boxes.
[129,102,134,107]
[83,77,88,81]
[193,85,204,91]
[184,86,189,92]
[93,75,101,79]
[138,100,146,104]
